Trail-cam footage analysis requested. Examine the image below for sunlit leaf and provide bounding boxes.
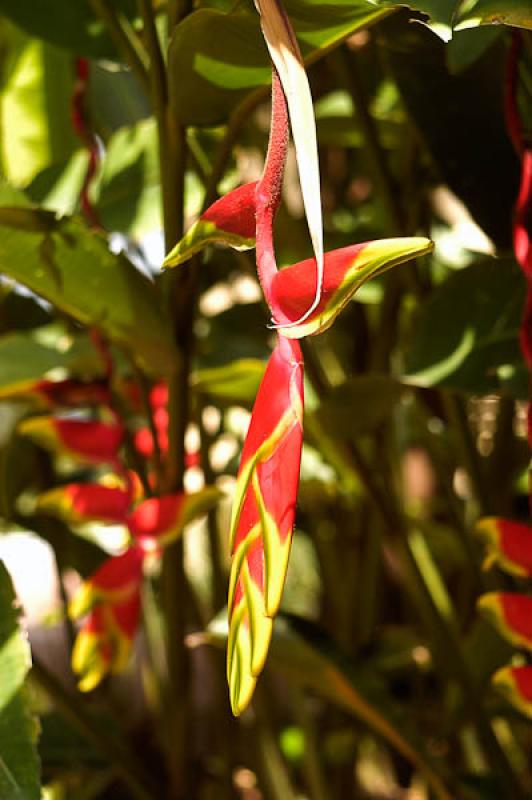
[455,0,532,32]
[0,209,176,376]
[0,562,40,799]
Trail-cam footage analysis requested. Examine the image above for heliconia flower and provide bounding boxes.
[492,665,532,718]
[514,149,532,280]
[36,482,131,525]
[69,546,144,619]
[478,592,532,651]
[0,378,109,409]
[71,589,141,692]
[476,517,532,578]
[126,488,222,551]
[268,238,433,338]
[163,182,258,268]
[18,416,123,465]
[227,335,303,715]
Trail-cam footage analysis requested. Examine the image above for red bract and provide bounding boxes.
[478,592,532,650]
[72,589,142,692]
[228,335,303,714]
[476,517,532,577]
[163,182,258,267]
[269,238,433,338]
[37,482,131,525]
[127,489,222,551]
[70,545,144,690]
[19,416,123,465]
[0,378,109,409]
[493,665,532,718]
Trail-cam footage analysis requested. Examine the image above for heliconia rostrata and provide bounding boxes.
[165,15,432,709]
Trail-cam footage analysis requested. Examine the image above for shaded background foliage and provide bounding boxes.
[0,0,529,798]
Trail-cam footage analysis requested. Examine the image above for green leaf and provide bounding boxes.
[381,14,520,250]
[0,24,78,186]
[207,613,453,800]
[192,359,266,407]
[0,561,40,799]
[445,26,502,73]
[0,332,104,397]
[404,259,527,396]
[455,0,532,31]
[315,375,404,438]
[168,0,392,126]
[0,0,138,59]
[375,0,460,41]
[0,209,176,377]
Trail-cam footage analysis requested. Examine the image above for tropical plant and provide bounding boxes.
[0,1,529,799]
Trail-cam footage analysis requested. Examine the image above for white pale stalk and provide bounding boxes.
[255,0,324,327]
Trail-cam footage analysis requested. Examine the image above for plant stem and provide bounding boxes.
[89,0,150,93]
[31,656,158,800]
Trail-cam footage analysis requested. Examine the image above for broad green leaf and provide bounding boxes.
[26,151,90,217]
[192,359,266,407]
[92,120,162,238]
[404,259,527,396]
[316,375,403,439]
[0,209,176,377]
[0,561,40,799]
[455,0,532,31]
[0,332,104,397]
[0,0,138,59]
[168,0,392,126]
[0,24,78,186]
[382,15,520,250]
[207,613,453,800]
[375,0,460,41]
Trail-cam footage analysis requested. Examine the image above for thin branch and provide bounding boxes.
[89,0,150,93]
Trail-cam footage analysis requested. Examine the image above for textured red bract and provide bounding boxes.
[55,419,123,462]
[512,666,532,701]
[202,181,258,239]
[127,494,186,544]
[91,547,144,593]
[65,483,131,522]
[232,338,303,556]
[269,244,365,324]
[36,379,109,408]
[499,520,532,574]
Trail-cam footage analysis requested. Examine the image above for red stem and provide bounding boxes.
[255,67,289,307]
[71,57,102,229]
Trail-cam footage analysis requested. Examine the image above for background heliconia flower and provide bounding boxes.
[126,488,222,551]
[71,590,142,692]
[476,518,532,577]
[492,665,532,718]
[163,182,258,267]
[37,483,132,525]
[478,592,532,651]
[18,417,123,465]
[228,335,303,714]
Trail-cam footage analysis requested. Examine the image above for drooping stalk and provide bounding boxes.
[255,67,289,305]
